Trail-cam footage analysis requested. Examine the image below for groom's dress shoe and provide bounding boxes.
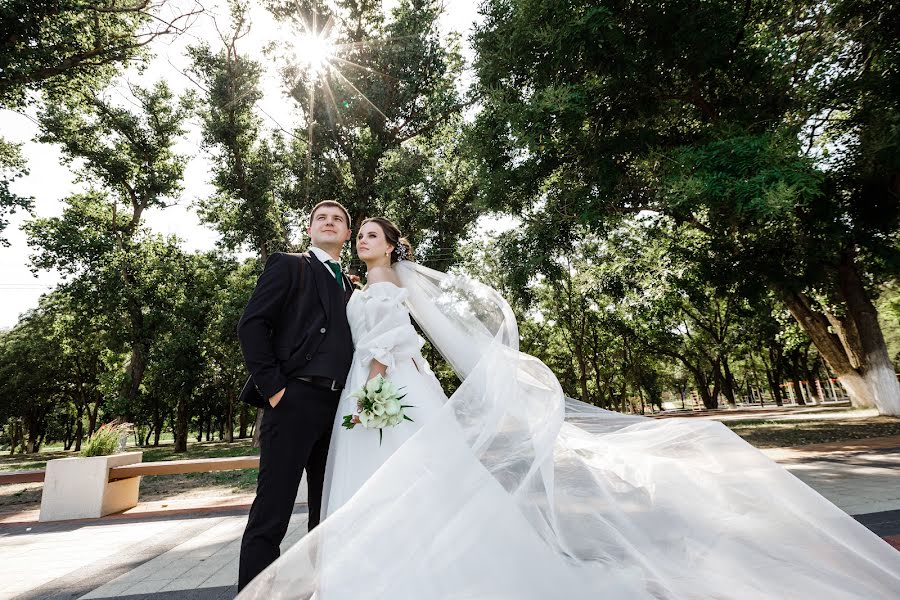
[296,375,344,391]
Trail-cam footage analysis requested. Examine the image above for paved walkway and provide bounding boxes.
[1,435,899,599]
[761,435,900,516]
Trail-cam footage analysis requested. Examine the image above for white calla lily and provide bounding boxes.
[341,375,413,444]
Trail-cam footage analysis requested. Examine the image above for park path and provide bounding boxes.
[0,433,898,599]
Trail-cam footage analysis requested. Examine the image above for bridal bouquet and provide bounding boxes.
[342,374,413,444]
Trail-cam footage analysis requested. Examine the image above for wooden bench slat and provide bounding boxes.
[0,469,46,484]
[108,456,260,481]
[1,456,263,485]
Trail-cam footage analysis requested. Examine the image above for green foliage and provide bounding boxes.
[0,138,33,245]
[472,0,899,285]
[37,81,194,221]
[0,1,191,245]
[188,11,296,259]
[472,0,900,411]
[0,0,159,110]
[264,0,479,270]
[25,78,195,414]
[376,118,481,270]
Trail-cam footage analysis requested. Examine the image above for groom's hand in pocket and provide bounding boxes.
[268,387,285,408]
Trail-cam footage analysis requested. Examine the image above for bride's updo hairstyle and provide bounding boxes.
[362,217,414,264]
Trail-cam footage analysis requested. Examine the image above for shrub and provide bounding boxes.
[81,421,132,457]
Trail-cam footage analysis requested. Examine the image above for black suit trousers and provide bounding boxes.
[238,378,340,591]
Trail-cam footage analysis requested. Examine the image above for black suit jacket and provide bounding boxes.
[237,252,354,407]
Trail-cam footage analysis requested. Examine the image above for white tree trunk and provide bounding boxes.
[781,255,900,417]
[838,360,900,416]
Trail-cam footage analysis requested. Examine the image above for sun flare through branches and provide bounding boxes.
[293,29,336,75]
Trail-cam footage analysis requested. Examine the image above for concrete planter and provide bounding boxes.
[39,451,143,522]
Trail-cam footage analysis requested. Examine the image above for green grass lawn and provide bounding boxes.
[0,437,259,472]
[724,416,900,448]
[0,437,261,511]
[139,438,259,462]
[3,414,900,513]
[138,439,261,496]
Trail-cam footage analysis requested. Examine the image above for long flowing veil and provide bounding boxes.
[239,261,900,599]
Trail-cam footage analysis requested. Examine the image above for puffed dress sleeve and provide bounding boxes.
[353,282,424,375]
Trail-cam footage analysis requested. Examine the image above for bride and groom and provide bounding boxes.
[235,201,900,598]
[236,201,441,590]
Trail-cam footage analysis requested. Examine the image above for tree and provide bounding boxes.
[142,250,220,452]
[0,138,32,245]
[27,81,194,410]
[0,1,201,242]
[42,286,113,449]
[472,0,900,414]
[197,257,257,443]
[375,118,481,271]
[188,2,297,262]
[0,0,201,108]
[265,0,479,268]
[0,299,68,452]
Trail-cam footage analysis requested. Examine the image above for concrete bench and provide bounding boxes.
[1,454,263,522]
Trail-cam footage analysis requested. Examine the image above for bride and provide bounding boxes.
[239,217,900,599]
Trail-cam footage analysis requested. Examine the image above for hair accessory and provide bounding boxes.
[394,243,410,262]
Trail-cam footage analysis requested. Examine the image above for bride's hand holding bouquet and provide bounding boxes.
[342,374,414,444]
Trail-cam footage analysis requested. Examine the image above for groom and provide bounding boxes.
[236,200,355,591]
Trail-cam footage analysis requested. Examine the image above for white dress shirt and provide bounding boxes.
[308,246,341,265]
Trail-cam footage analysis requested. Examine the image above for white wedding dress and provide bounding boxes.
[321,281,449,517]
[238,262,900,599]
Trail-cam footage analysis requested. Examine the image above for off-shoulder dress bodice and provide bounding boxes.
[346,281,424,374]
[323,281,447,519]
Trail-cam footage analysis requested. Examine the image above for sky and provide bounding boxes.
[0,0,484,329]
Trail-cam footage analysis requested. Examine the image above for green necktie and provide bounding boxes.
[326,260,344,290]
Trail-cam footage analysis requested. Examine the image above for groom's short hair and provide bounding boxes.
[309,200,351,228]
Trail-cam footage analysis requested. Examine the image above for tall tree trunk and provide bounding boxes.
[573,323,590,404]
[786,349,807,405]
[720,357,737,407]
[693,369,717,409]
[63,413,74,450]
[26,418,38,453]
[153,415,163,446]
[121,338,147,410]
[174,396,188,453]
[780,253,900,415]
[764,365,784,406]
[88,400,100,436]
[252,409,263,447]
[709,360,722,407]
[763,348,785,406]
[73,401,85,451]
[803,353,823,404]
[225,391,235,443]
[791,377,806,405]
[239,403,248,439]
[195,413,203,442]
[8,420,20,455]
